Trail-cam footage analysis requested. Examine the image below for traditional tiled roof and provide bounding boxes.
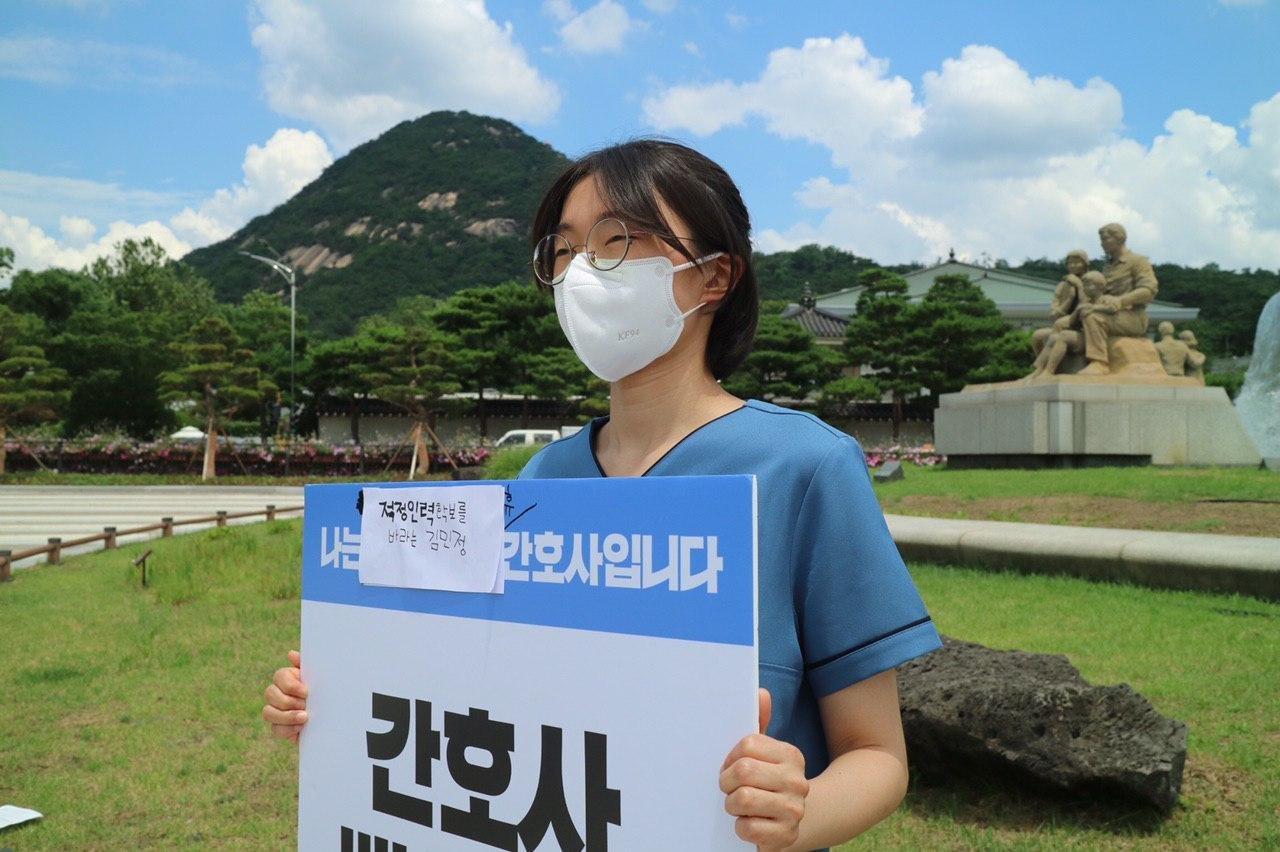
[779,303,849,340]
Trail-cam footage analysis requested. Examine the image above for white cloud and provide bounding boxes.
[170,128,333,244]
[725,12,747,29]
[916,45,1122,166]
[58,215,96,244]
[1,128,334,278]
[0,35,210,87]
[557,0,634,55]
[649,36,1280,269]
[643,0,677,12]
[1,211,192,279]
[683,41,700,57]
[645,35,921,173]
[250,0,560,151]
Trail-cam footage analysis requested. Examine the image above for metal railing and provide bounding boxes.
[0,503,303,581]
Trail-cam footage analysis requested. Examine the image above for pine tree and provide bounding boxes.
[0,306,69,474]
[843,269,919,440]
[360,300,460,478]
[159,316,272,480]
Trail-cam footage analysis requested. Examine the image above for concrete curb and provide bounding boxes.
[885,514,1280,601]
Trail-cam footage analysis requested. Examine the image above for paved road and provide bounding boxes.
[0,485,304,569]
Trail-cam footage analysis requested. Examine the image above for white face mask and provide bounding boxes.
[554,250,724,383]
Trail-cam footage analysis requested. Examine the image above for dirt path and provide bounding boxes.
[880,494,1280,538]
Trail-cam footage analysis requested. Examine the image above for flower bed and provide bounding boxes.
[1,438,490,477]
[862,445,945,468]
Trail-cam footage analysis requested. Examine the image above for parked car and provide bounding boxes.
[492,426,582,448]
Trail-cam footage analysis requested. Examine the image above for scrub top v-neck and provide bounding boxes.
[517,398,941,781]
[587,403,749,478]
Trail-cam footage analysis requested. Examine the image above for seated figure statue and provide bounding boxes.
[1077,223,1159,376]
[1026,271,1107,379]
[1029,249,1088,367]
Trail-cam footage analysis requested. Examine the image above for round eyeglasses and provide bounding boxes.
[535,217,673,287]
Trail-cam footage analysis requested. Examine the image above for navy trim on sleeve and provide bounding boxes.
[803,615,934,672]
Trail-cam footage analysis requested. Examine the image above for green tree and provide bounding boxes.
[0,306,69,473]
[361,300,460,477]
[724,314,843,401]
[5,267,107,325]
[970,328,1032,385]
[226,289,310,437]
[430,283,562,436]
[87,237,215,330]
[159,316,272,480]
[909,273,1021,400]
[0,246,15,279]
[7,240,218,438]
[226,289,305,391]
[308,334,379,443]
[514,347,591,426]
[843,269,920,440]
[753,244,882,303]
[816,375,883,419]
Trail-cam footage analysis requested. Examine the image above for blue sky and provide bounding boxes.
[3,0,1278,277]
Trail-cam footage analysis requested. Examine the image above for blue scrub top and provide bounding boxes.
[517,398,941,779]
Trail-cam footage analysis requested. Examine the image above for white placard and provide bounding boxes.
[357,484,506,593]
[300,475,759,850]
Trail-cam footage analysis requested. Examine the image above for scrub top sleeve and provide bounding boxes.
[794,436,942,698]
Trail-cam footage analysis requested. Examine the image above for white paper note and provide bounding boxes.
[0,804,43,830]
[357,485,506,593]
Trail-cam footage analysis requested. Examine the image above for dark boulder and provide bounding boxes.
[898,636,1187,814]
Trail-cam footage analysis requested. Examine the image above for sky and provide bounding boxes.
[2,0,1279,280]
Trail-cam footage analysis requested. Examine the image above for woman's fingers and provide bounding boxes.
[273,665,308,700]
[262,703,309,726]
[719,755,791,795]
[265,682,305,711]
[723,785,797,820]
[734,815,797,850]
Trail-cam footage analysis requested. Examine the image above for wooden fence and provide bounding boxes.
[0,503,304,582]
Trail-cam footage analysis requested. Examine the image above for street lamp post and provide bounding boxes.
[238,250,297,476]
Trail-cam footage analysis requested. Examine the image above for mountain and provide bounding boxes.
[183,111,568,336]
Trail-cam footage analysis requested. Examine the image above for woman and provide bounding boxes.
[265,139,942,851]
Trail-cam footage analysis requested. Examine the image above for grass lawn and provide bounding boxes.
[874,464,1280,538]
[1,523,1277,849]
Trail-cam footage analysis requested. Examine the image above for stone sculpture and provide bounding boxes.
[1030,249,1090,364]
[1178,330,1206,382]
[934,223,1262,466]
[1154,321,1191,376]
[1078,223,1159,376]
[1026,271,1106,380]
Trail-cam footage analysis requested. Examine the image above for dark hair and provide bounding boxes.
[529,138,759,380]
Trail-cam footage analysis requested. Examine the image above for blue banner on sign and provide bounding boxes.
[302,475,757,647]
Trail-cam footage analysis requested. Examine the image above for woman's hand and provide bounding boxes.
[263,650,308,743]
[720,688,809,851]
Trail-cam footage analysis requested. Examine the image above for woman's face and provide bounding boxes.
[557,175,720,318]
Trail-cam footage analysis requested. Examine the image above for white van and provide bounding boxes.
[493,426,582,448]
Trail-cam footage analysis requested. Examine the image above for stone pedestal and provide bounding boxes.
[935,379,1262,467]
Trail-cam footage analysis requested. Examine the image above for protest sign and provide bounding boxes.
[299,475,758,851]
